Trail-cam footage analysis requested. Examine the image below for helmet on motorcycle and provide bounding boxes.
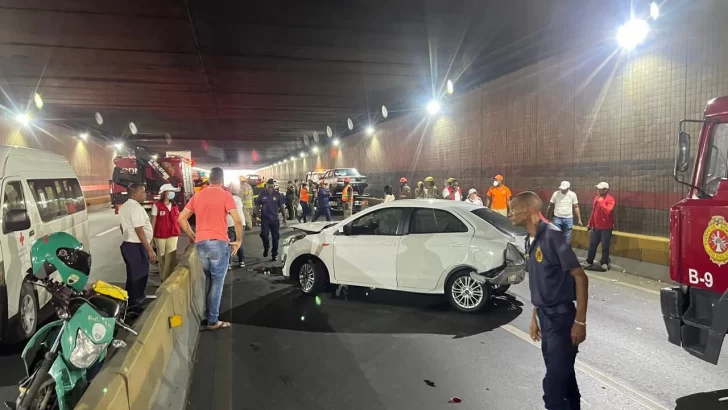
[31,232,91,292]
[400,177,407,183]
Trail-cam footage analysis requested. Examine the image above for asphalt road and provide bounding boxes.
[186,219,728,410]
[0,206,172,405]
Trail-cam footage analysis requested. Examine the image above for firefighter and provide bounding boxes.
[341,177,355,218]
[398,177,413,199]
[238,175,254,231]
[424,176,439,199]
[414,181,425,198]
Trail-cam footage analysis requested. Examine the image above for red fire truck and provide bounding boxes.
[109,149,194,213]
[662,96,728,364]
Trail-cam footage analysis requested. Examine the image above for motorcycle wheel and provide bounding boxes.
[18,354,57,410]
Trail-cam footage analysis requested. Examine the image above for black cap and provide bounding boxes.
[267,178,275,185]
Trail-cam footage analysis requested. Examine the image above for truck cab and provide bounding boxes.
[662,96,728,364]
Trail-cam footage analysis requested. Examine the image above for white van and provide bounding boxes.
[0,146,89,341]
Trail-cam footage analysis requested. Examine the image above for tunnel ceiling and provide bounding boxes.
[0,0,627,167]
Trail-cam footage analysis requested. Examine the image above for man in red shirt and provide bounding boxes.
[179,167,243,330]
[585,182,616,271]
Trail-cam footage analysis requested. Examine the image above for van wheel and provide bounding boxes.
[16,282,39,341]
[298,259,327,295]
[446,271,491,313]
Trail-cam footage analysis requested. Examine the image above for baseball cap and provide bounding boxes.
[468,188,477,195]
[559,181,570,190]
[158,183,179,194]
[595,182,609,190]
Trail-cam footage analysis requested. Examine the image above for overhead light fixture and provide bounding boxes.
[650,2,659,20]
[326,126,333,138]
[34,93,44,109]
[332,138,340,146]
[15,113,30,127]
[95,112,104,125]
[129,122,138,135]
[114,142,124,150]
[313,131,320,142]
[347,118,354,131]
[79,132,89,140]
[447,80,454,95]
[290,156,296,161]
[312,146,320,154]
[365,126,375,136]
[283,159,288,163]
[427,100,441,115]
[300,152,305,158]
[617,19,650,50]
[381,105,388,119]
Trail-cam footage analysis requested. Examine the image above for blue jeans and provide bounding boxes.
[196,240,230,325]
[227,227,244,262]
[586,228,613,266]
[553,216,574,244]
[299,200,310,222]
[312,205,331,222]
[538,304,580,409]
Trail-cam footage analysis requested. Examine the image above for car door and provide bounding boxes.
[1,178,35,318]
[397,207,473,290]
[332,207,404,288]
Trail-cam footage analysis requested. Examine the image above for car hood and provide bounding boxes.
[292,221,339,234]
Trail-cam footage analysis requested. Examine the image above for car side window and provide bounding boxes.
[350,208,402,236]
[409,208,468,234]
[3,181,27,233]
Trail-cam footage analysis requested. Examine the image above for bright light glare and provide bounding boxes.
[79,132,89,140]
[114,142,124,150]
[152,154,159,160]
[312,146,319,154]
[365,126,374,136]
[617,19,650,50]
[15,113,30,126]
[650,2,659,20]
[300,152,305,158]
[332,138,340,146]
[446,80,454,94]
[427,100,441,115]
[290,156,296,161]
[283,159,288,163]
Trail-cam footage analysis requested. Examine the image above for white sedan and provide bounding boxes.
[281,199,527,313]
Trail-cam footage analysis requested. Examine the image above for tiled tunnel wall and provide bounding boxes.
[0,120,115,199]
[260,2,728,237]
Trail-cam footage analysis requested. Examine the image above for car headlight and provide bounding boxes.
[282,233,306,247]
[505,242,525,266]
[69,329,108,369]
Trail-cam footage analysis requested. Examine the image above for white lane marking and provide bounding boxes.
[95,227,118,237]
[501,324,669,410]
[586,271,661,296]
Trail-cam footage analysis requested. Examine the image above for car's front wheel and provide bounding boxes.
[446,271,491,313]
[298,259,327,295]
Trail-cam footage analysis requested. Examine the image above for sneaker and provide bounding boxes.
[271,254,278,262]
[239,261,245,268]
[263,249,269,258]
[601,263,609,271]
[228,264,232,270]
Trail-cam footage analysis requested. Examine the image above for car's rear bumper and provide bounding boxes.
[472,264,526,286]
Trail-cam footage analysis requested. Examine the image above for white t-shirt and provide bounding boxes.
[550,190,578,218]
[150,202,172,216]
[227,195,245,227]
[465,197,483,205]
[442,187,462,201]
[383,194,396,203]
[119,199,153,244]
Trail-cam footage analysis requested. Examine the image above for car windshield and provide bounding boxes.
[471,208,527,237]
[334,168,360,177]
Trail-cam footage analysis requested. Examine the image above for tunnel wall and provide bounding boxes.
[259,2,727,237]
[0,120,114,200]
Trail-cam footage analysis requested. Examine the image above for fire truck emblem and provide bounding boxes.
[703,216,728,266]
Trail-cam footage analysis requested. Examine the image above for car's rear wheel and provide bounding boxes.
[446,271,491,313]
[298,259,327,295]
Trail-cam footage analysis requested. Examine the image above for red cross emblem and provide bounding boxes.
[19,232,24,246]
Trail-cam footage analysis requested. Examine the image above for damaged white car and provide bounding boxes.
[281,200,527,313]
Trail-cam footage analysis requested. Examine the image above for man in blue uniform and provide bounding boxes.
[510,191,588,410]
[255,179,287,261]
[311,181,332,222]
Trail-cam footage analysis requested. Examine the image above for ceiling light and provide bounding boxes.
[290,156,296,161]
[381,105,388,118]
[129,122,138,135]
[650,2,659,20]
[312,146,320,154]
[366,126,375,136]
[427,100,441,115]
[617,19,650,50]
[79,132,89,140]
[283,159,288,163]
[326,126,333,137]
[152,154,159,160]
[332,138,340,146]
[95,112,104,125]
[34,93,44,109]
[347,118,354,131]
[15,113,30,127]
[300,152,305,158]
[114,142,124,150]
[447,79,454,94]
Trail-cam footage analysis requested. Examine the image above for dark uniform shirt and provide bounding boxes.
[317,187,330,208]
[527,222,581,307]
[255,191,283,222]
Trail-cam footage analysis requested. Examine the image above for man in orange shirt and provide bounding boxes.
[487,174,512,216]
[178,167,242,331]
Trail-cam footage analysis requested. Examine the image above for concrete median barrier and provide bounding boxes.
[76,245,206,410]
[85,196,111,206]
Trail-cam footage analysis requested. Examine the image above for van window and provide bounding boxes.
[28,178,86,222]
[3,181,27,233]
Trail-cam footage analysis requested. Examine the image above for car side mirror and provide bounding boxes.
[676,131,691,173]
[4,209,30,233]
[342,224,352,236]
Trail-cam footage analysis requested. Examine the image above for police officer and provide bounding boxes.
[341,177,354,218]
[509,191,588,410]
[254,179,287,261]
[311,181,332,222]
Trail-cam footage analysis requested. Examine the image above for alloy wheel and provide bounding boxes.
[21,294,36,335]
[299,263,315,292]
[451,276,484,310]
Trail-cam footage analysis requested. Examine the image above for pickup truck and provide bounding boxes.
[310,168,370,212]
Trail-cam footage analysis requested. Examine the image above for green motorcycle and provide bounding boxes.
[7,232,136,410]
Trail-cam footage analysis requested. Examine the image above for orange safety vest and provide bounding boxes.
[299,187,310,203]
[342,185,354,202]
